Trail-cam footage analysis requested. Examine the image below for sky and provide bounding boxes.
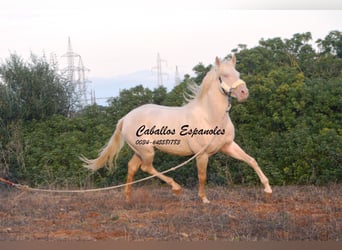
[1,0,341,104]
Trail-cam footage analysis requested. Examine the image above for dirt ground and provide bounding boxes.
[0,184,341,241]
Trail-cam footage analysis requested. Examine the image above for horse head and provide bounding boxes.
[215,55,249,102]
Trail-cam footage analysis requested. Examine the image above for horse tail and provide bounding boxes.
[81,118,124,171]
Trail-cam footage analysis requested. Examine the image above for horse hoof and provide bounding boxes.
[202,197,210,204]
[264,182,272,194]
[263,191,273,203]
[172,188,182,196]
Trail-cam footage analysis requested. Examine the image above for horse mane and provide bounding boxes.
[184,67,217,103]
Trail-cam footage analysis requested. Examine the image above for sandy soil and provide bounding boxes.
[0,184,341,241]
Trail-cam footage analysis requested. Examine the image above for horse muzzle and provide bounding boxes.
[220,79,249,102]
[234,83,249,102]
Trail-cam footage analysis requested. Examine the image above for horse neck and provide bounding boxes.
[196,80,229,123]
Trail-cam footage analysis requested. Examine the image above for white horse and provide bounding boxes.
[82,55,272,203]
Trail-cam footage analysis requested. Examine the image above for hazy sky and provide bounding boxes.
[1,0,341,104]
[1,0,341,77]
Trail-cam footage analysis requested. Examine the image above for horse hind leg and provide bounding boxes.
[125,154,141,202]
[140,150,182,195]
[142,164,182,195]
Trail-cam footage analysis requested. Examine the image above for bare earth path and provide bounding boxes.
[0,185,341,241]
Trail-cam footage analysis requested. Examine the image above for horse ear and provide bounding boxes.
[215,57,221,66]
[231,54,237,65]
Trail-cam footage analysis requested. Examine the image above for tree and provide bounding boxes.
[317,30,342,58]
[0,53,75,121]
[162,74,191,107]
[152,85,168,104]
[231,32,341,185]
[0,53,76,181]
[107,84,153,121]
[192,63,212,83]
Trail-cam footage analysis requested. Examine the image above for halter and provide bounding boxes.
[218,76,246,112]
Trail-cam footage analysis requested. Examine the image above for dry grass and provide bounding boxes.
[0,184,341,241]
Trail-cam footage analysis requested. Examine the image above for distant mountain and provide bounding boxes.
[88,70,180,106]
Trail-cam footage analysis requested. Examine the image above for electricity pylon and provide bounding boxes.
[61,37,90,107]
[152,53,168,86]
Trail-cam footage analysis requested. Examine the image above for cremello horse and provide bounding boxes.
[82,55,272,203]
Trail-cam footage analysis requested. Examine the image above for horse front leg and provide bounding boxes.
[221,141,272,194]
[196,154,210,203]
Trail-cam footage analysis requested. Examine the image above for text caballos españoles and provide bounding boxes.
[135,124,225,138]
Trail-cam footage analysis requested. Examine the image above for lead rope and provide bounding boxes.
[5,142,211,194]
[0,136,216,193]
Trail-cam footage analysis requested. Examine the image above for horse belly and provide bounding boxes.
[154,141,194,156]
[184,134,226,156]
